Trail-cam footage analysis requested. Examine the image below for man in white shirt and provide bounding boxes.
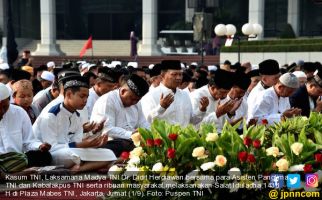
[190,69,235,130]
[148,63,162,91]
[290,69,322,117]
[221,71,251,132]
[141,60,209,127]
[33,75,116,172]
[245,69,260,98]
[86,68,118,119]
[0,83,51,173]
[91,74,150,156]
[248,73,301,125]
[247,59,281,121]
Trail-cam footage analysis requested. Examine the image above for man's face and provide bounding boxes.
[248,76,261,92]
[229,86,246,99]
[119,88,141,107]
[162,70,183,90]
[14,89,33,109]
[67,87,89,110]
[262,74,280,87]
[97,81,117,96]
[209,86,229,100]
[277,84,297,97]
[0,74,9,84]
[307,83,322,97]
[0,98,10,120]
[41,80,52,89]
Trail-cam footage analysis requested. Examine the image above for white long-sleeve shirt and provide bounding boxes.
[248,87,290,125]
[33,103,83,152]
[0,105,42,154]
[141,83,206,127]
[247,82,265,119]
[91,89,150,140]
[189,85,219,125]
[86,87,99,119]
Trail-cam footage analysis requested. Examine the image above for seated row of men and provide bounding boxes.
[0,59,322,175]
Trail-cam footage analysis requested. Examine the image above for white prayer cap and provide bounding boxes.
[279,72,299,89]
[251,65,259,70]
[127,62,138,68]
[77,60,85,64]
[110,61,122,68]
[41,71,55,82]
[191,62,198,66]
[87,64,97,70]
[0,63,9,70]
[0,82,10,101]
[81,63,89,70]
[47,61,55,68]
[292,71,307,79]
[181,63,186,69]
[148,64,154,69]
[101,61,109,68]
[207,65,217,72]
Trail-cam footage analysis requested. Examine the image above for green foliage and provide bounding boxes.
[221,39,322,52]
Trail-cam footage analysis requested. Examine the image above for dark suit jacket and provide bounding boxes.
[289,85,316,117]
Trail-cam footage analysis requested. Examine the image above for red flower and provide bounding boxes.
[146,139,154,147]
[120,151,130,160]
[168,133,178,141]
[253,139,261,149]
[261,119,268,125]
[238,151,248,162]
[304,164,313,173]
[243,137,252,147]
[167,148,176,159]
[154,138,163,147]
[247,154,256,163]
[315,153,322,163]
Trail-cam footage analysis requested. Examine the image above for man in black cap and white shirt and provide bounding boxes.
[86,68,118,119]
[141,60,209,127]
[290,69,322,117]
[248,73,301,125]
[189,69,235,130]
[247,59,280,120]
[90,74,150,156]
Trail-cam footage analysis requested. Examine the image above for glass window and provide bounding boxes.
[264,0,287,37]
[299,0,322,36]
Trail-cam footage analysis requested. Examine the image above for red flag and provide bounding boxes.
[80,36,92,57]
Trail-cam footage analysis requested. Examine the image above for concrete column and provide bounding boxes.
[139,0,161,56]
[287,0,299,36]
[33,0,64,56]
[185,0,194,23]
[248,0,264,40]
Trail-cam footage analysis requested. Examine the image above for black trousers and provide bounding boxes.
[101,139,135,157]
[25,150,52,167]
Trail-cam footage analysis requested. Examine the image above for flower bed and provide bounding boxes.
[106,113,322,199]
